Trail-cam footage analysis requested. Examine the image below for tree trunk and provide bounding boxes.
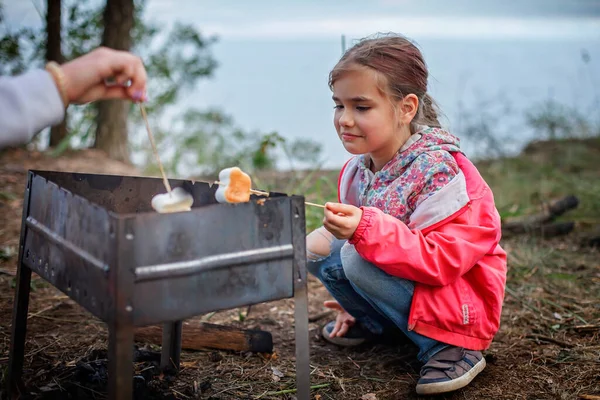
[46,0,67,147]
[94,0,134,163]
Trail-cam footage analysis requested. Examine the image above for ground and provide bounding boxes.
[0,145,599,400]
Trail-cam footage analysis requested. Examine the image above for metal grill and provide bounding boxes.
[6,170,310,400]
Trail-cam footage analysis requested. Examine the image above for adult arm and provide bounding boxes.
[0,70,65,148]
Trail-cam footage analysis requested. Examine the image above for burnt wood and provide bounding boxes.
[135,323,273,354]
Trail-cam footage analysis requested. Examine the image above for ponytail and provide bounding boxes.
[416,93,441,129]
[415,93,441,128]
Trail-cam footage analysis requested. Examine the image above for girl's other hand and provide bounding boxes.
[323,300,356,337]
[60,47,148,105]
[323,202,363,239]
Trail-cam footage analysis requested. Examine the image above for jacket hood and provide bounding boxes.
[358,125,462,175]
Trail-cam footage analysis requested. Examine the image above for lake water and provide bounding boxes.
[178,37,600,169]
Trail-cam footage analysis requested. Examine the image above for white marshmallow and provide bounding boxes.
[215,167,234,204]
[151,187,194,213]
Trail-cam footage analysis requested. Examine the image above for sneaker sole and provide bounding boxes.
[321,325,366,347]
[416,357,486,395]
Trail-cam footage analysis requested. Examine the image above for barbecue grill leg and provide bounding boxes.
[294,276,310,400]
[292,198,310,400]
[108,322,134,400]
[6,262,32,398]
[161,321,182,371]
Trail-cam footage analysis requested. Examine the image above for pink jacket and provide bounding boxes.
[338,127,507,350]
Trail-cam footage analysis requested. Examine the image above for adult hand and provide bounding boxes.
[323,202,363,240]
[324,300,356,338]
[59,47,147,105]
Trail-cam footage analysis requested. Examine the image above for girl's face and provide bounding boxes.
[332,66,415,171]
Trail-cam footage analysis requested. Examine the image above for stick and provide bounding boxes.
[140,103,171,193]
[257,384,330,397]
[208,181,270,197]
[305,201,325,209]
[27,301,66,319]
[525,334,573,348]
[572,324,600,333]
[249,188,270,197]
[210,180,325,208]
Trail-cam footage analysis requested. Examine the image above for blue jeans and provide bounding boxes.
[307,238,447,362]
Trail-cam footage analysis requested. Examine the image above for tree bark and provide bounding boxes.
[94,0,134,162]
[46,0,68,147]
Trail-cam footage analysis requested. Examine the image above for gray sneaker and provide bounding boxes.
[416,346,486,395]
[321,321,372,347]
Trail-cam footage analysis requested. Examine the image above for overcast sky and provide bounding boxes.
[4,0,600,40]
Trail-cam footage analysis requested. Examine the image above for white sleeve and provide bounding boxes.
[0,69,65,148]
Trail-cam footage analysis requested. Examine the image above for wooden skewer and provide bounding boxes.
[194,176,328,209]
[138,107,326,210]
[207,180,270,198]
[140,103,172,193]
[250,188,270,197]
[305,201,326,209]
[218,182,324,209]
[211,180,325,208]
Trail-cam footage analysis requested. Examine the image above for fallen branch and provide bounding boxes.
[502,195,579,237]
[578,395,600,400]
[578,225,600,247]
[572,325,600,333]
[28,300,68,320]
[256,383,330,398]
[525,334,573,348]
[135,322,273,353]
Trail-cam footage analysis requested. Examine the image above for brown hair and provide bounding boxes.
[329,33,441,131]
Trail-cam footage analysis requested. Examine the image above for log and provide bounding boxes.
[502,195,579,237]
[135,322,273,354]
[578,225,600,247]
[538,221,575,238]
[503,221,576,239]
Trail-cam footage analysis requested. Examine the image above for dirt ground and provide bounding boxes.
[0,148,599,400]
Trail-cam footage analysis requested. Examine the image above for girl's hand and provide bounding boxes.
[324,300,356,337]
[59,47,148,104]
[323,202,363,239]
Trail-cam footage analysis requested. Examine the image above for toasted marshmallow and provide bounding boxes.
[215,167,252,204]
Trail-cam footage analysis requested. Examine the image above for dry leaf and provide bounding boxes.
[361,394,377,400]
[271,366,284,382]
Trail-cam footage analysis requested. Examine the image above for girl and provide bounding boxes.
[306,34,507,396]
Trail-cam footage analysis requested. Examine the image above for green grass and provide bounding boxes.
[479,137,600,222]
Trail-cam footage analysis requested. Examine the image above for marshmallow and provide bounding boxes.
[151,187,194,213]
[215,167,253,204]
